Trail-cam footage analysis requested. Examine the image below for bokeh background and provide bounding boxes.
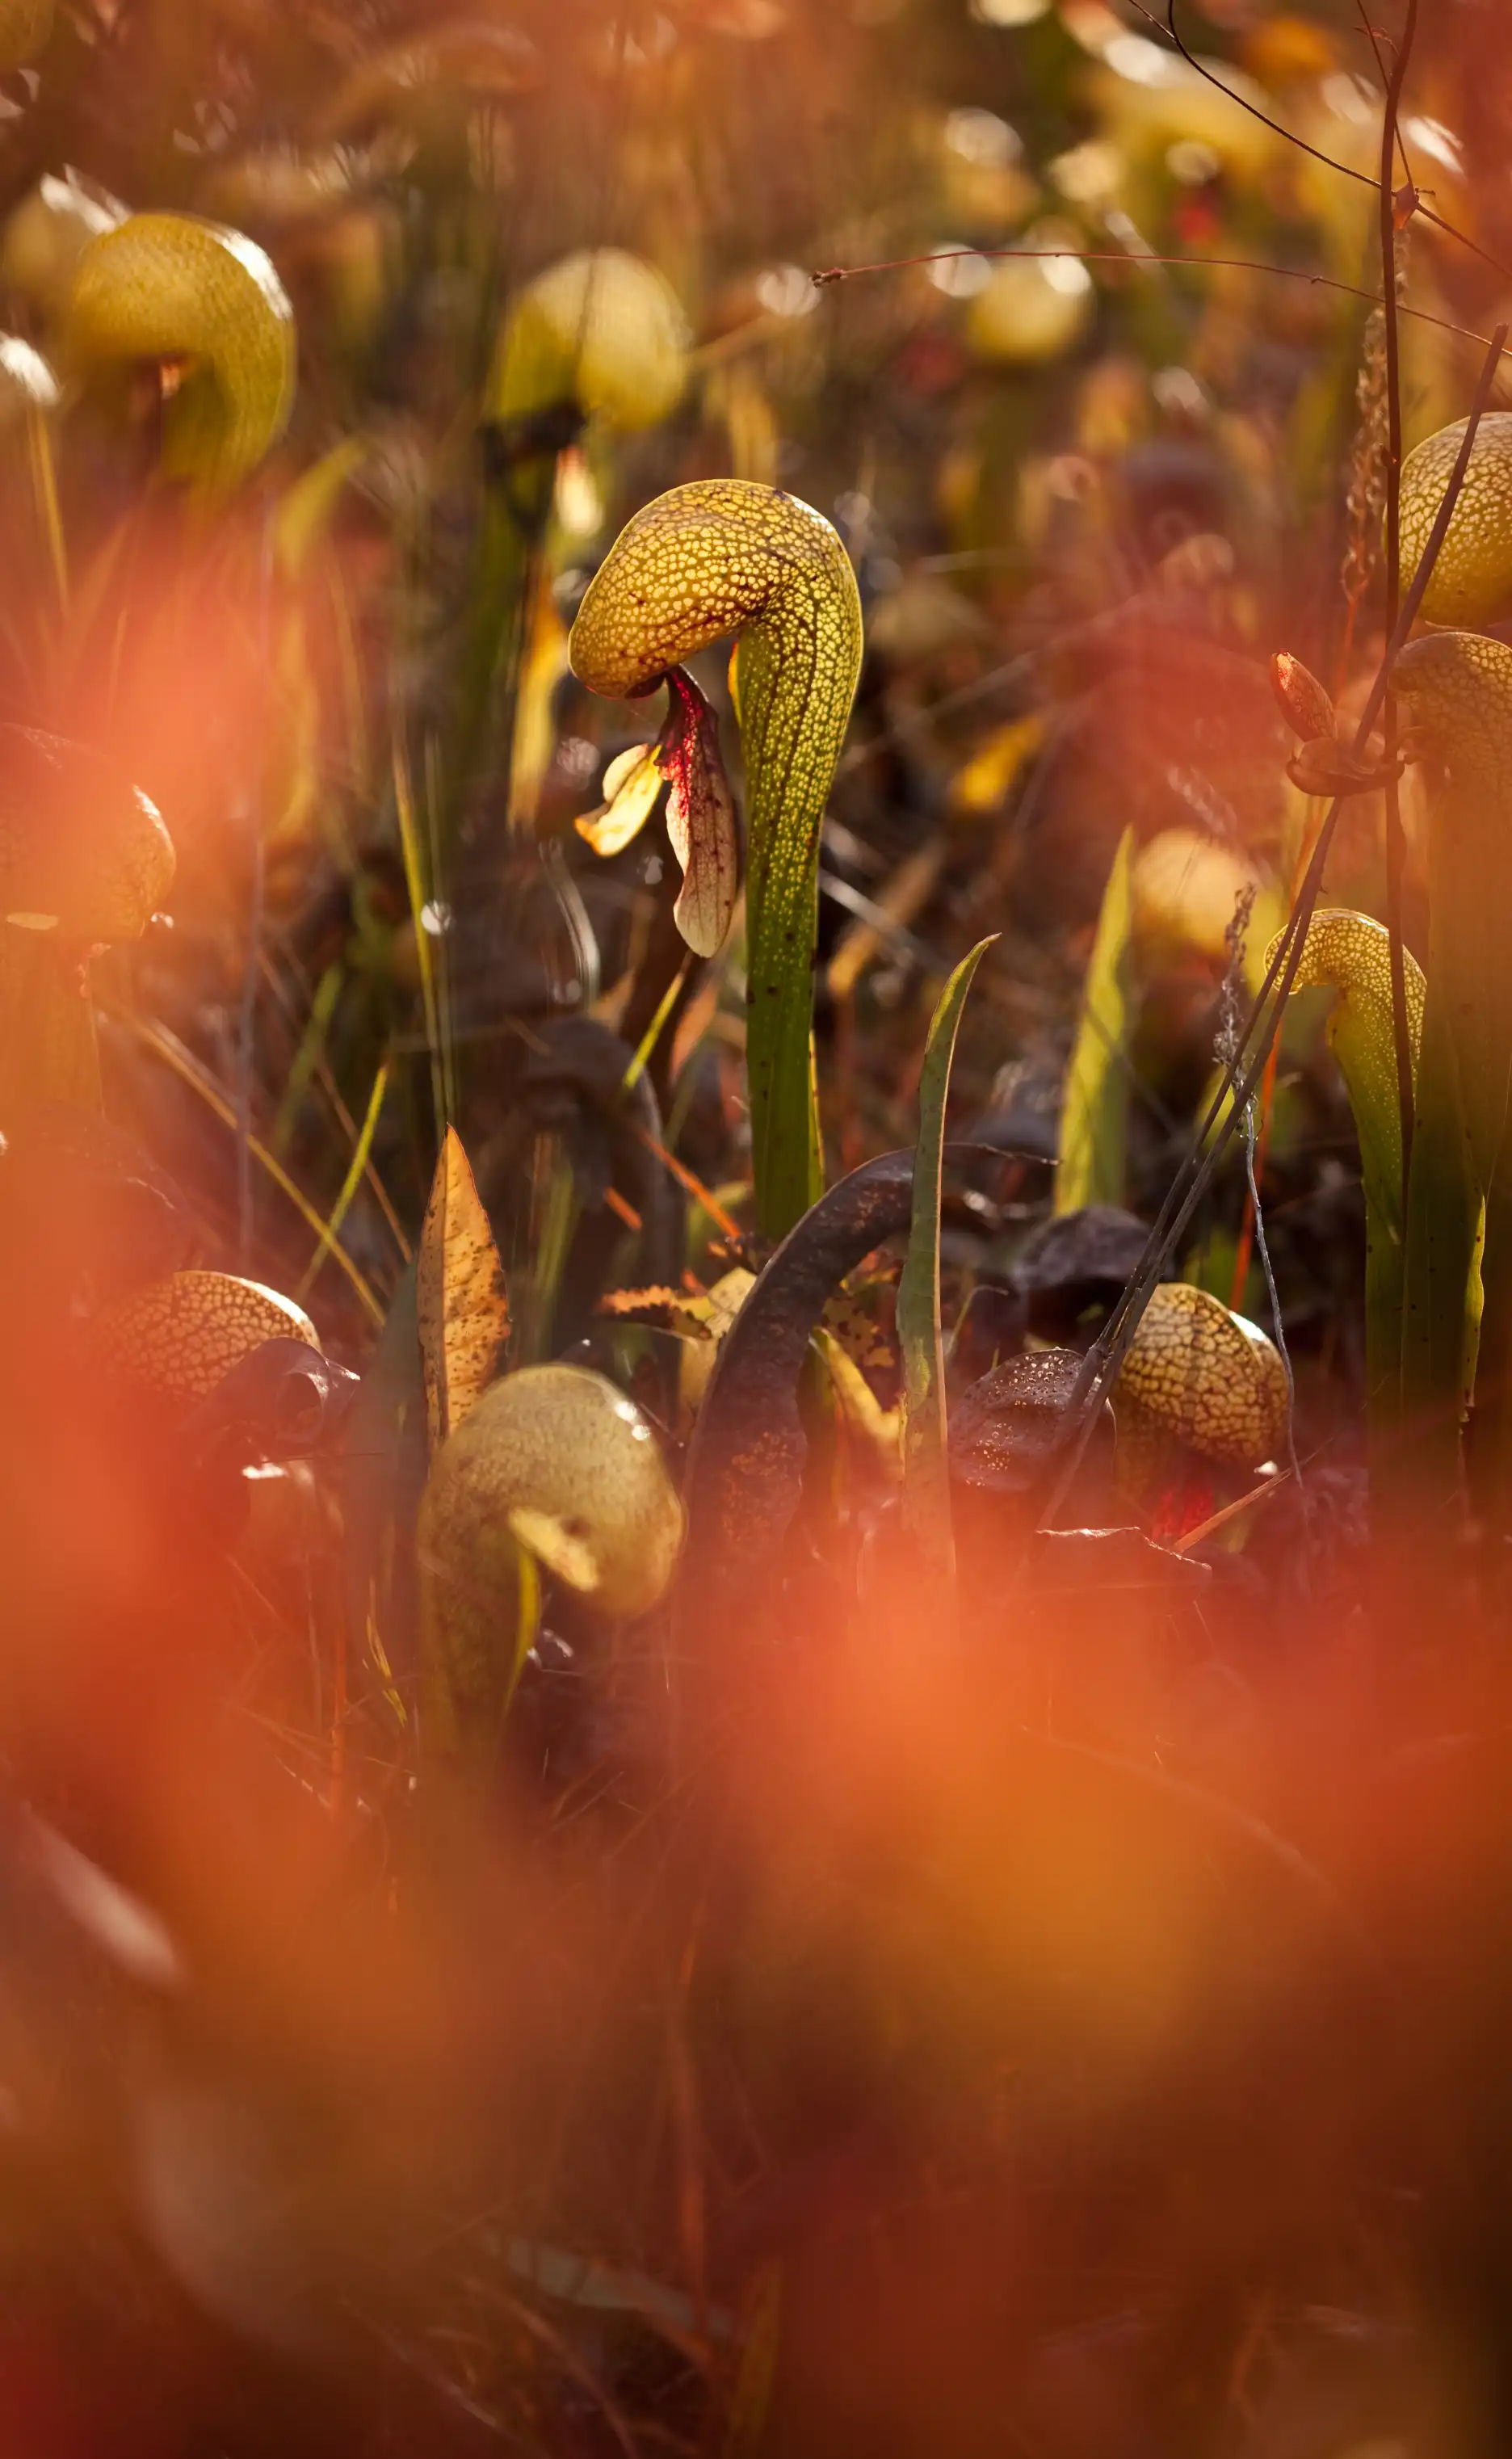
[3,3,1512,2455]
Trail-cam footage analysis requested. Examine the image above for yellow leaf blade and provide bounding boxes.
[575,744,662,856]
[417,1127,510,1450]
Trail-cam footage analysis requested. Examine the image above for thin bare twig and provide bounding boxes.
[1144,0,1512,288]
[1136,0,1376,190]
[813,246,1494,351]
[1354,0,1415,195]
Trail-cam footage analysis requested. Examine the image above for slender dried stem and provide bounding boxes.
[814,246,1493,351]
[1149,0,1510,286]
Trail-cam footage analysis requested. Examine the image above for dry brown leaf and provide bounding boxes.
[417,1127,510,1450]
[598,1282,724,1341]
[1270,649,1336,744]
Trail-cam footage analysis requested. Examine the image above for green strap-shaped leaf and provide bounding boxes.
[897,935,998,1582]
[1395,630,1512,1515]
[1056,825,1134,1216]
[342,1259,426,1712]
[1263,908,1424,1450]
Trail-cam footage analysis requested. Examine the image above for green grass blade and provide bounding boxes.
[897,935,998,1582]
[1400,942,1482,1518]
[1262,910,1424,1452]
[393,731,447,1144]
[342,1258,425,1722]
[623,956,691,1096]
[107,1003,383,1324]
[271,960,342,1159]
[296,1056,391,1303]
[1056,825,1135,1215]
